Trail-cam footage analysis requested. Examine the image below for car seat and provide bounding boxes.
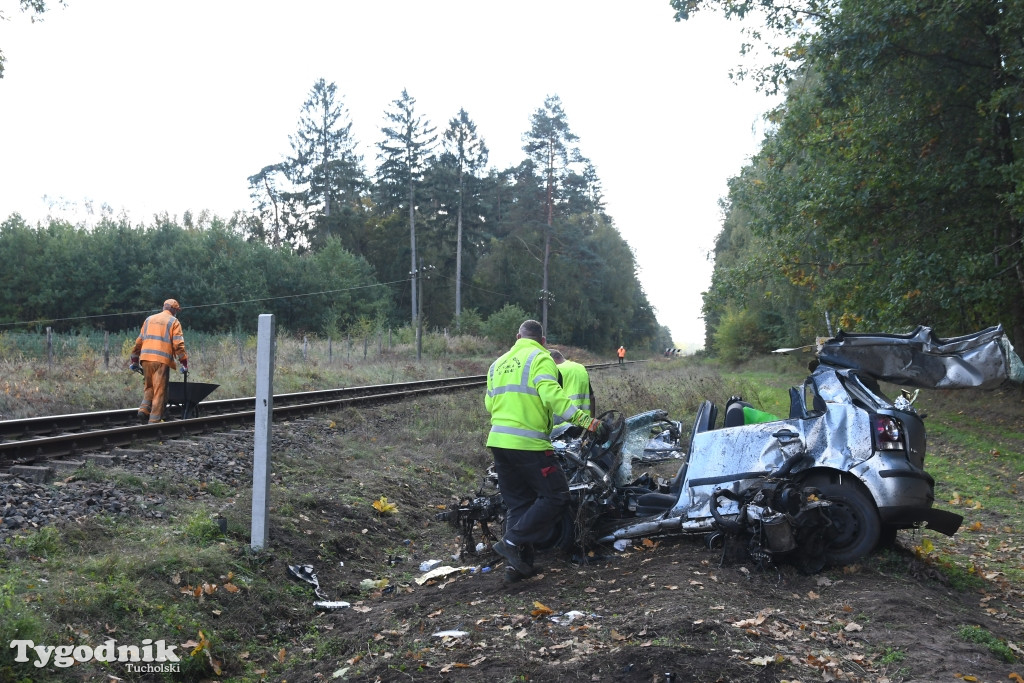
[724,396,752,428]
[633,400,716,516]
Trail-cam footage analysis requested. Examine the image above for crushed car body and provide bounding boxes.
[440,326,1023,571]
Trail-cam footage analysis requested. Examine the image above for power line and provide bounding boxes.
[0,278,411,330]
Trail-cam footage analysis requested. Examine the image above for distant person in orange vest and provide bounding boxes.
[129,299,189,423]
[617,345,626,364]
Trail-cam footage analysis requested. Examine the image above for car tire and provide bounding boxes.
[812,480,881,566]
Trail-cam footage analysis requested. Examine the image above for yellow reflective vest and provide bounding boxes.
[132,310,188,369]
[485,338,593,450]
[554,359,593,423]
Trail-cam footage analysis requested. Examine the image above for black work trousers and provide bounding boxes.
[490,447,570,548]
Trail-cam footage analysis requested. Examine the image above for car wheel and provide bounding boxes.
[814,481,881,566]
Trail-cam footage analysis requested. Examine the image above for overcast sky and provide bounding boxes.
[0,0,777,349]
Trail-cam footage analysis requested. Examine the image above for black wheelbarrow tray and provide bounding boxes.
[165,380,219,419]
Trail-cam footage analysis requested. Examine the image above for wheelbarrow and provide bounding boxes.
[165,373,219,419]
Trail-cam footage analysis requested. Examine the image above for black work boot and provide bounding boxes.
[502,564,540,585]
[492,539,534,577]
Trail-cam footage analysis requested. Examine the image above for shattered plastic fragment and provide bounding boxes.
[613,539,632,552]
[415,565,476,585]
[314,601,351,610]
[287,564,328,600]
[419,559,443,572]
[432,630,469,638]
[549,610,601,625]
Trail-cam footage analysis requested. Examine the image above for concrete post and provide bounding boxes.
[251,314,275,549]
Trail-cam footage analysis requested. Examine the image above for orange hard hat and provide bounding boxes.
[163,299,181,312]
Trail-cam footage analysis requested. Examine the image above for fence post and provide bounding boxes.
[328,336,333,364]
[237,337,244,365]
[251,314,276,550]
[302,335,308,361]
[103,331,110,369]
[46,327,53,369]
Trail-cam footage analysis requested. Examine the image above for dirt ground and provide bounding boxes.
[251,392,1024,683]
[5,373,1023,683]
[279,515,1022,683]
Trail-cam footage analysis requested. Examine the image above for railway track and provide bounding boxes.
[0,362,624,466]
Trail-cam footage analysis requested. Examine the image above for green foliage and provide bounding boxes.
[1,83,663,355]
[0,217,388,336]
[0,577,46,681]
[956,625,1016,663]
[455,307,484,335]
[10,526,63,558]
[182,509,225,546]
[696,0,1024,353]
[482,304,530,345]
[712,306,771,364]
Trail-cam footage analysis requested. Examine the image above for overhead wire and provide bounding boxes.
[0,278,412,330]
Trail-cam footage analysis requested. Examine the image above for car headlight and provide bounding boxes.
[871,414,904,451]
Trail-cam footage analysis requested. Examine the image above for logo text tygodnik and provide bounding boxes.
[10,639,181,668]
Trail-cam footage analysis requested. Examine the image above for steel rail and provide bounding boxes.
[0,375,488,440]
[0,362,626,464]
[0,380,486,464]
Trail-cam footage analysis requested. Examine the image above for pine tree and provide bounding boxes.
[441,109,488,328]
[376,89,437,338]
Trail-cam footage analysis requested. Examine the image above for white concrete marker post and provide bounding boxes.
[251,314,276,549]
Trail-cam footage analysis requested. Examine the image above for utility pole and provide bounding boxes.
[415,260,435,361]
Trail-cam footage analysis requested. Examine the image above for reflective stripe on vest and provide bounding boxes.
[138,312,184,365]
[487,349,541,398]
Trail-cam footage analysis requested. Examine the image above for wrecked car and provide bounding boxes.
[440,325,1023,571]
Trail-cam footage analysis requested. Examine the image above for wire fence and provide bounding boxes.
[0,328,429,369]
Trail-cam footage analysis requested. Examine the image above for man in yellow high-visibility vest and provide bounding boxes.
[485,320,606,585]
[549,349,595,430]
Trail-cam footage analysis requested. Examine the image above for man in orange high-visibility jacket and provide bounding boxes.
[130,299,189,423]
[617,345,626,364]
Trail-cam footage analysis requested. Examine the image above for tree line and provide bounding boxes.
[678,0,1024,360]
[0,86,668,353]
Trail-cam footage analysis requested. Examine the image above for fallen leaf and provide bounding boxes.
[277,648,286,663]
[844,622,863,632]
[732,615,767,628]
[531,601,554,618]
[372,496,397,515]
